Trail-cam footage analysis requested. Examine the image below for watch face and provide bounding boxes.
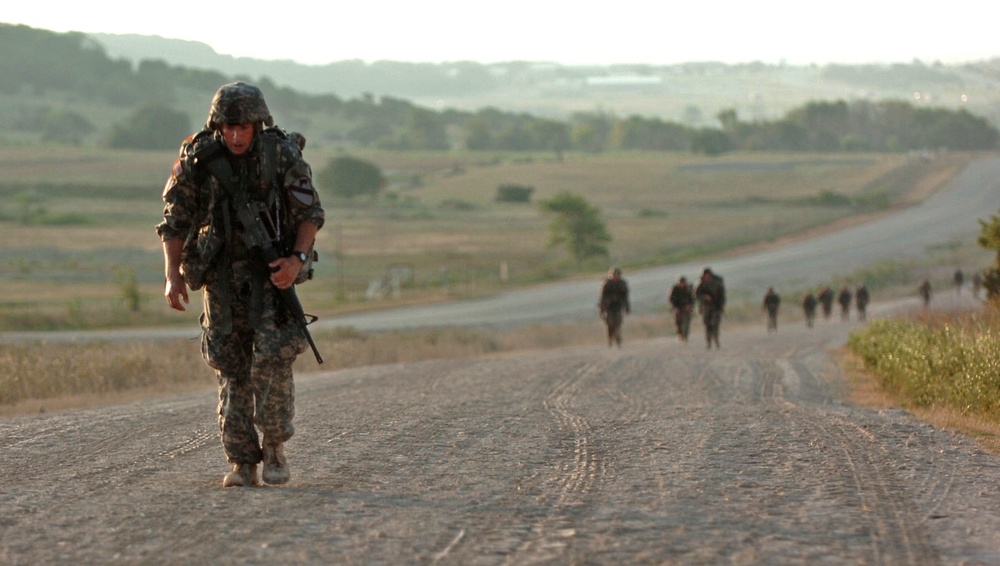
[297,252,308,262]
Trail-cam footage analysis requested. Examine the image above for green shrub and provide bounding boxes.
[848,314,1000,413]
[495,183,534,203]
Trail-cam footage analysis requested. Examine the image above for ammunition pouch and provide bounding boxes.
[180,223,224,290]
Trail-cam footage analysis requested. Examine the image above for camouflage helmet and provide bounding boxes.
[206,81,274,129]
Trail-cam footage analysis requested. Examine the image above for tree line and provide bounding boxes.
[3,24,998,155]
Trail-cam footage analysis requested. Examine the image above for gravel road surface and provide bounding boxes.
[3,298,1000,564]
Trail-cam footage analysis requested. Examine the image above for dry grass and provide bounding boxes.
[0,314,677,418]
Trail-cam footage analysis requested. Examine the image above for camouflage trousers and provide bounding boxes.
[703,307,722,344]
[201,271,307,465]
[604,309,624,346]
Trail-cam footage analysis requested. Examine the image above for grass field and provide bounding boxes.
[0,146,978,331]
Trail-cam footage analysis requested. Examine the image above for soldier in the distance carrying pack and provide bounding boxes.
[156,82,325,488]
[668,275,695,342]
[695,267,726,349]
[762,287,780,333]
[598,267,630,347]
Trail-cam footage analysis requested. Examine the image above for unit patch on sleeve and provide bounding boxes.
[289,177,317,205]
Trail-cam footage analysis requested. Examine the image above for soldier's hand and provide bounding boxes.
[269,256,302,290]
[164,274,188,311]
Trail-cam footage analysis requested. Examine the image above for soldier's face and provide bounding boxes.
[221,123,255,155]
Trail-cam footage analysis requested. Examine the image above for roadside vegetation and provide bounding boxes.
[847,216,1000,452]
[847,307,1000,453]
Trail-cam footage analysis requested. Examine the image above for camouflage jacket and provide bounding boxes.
[600,278,630,314]
[695,277,726,312]
[156,127,324,289]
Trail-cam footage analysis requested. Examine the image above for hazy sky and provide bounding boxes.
[6,1,997,66]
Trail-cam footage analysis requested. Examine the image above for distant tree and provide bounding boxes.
[690,128,734,156]
[107,103,191,150]
[495,184,534,203]
[40,108,95,145]
[539,192,612,262]
[398,107,449,150]
[977,210,1000,301]
[716,108,739,132]
[914,107,999,151]
[611,115,690,151]
[525,118,570,156]
[570,112,614,153]
[347,118,394,146]
[318,155,385,199]
[463,116,494,150]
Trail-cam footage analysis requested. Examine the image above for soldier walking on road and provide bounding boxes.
[599,267,630,348]
[919,279,932,307]
[802,292,818,328]
[855,283,870,322]
[157,82,325,488]
[837,285,852,322]
[818,286,834,320]
[954,268,964,295]
[695,268,726,349]
[762,287,780,332]
[669,276,695,342]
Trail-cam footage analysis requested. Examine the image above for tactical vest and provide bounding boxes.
[186,129,295,333]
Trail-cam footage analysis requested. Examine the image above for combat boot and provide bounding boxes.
[222,463,259,487]
[262,441,290,485]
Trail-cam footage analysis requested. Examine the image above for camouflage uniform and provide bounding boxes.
[817,286,834,320]
[837,285,852,321]
[668,277,694,341]
[762,287,780,332]
[599,268,630,347]
[802,293,818,328]
[855,283,870,321]
[695,268,725,348]
[156,82,324,474]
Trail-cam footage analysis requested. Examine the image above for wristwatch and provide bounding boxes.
[292,250,308,263]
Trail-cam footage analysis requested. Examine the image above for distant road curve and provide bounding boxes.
[3,156,998,343]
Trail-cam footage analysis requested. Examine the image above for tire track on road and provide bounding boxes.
[757,359,939,565]
[510,357,619,564]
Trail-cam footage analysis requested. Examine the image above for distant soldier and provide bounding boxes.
[598,267,630,347]
[802,293,818,328]
[972,272,982,299]
[695,267,726,349]
[668,275,695,342]
[762,287,781,332]
[837,285,852,321]
[919,279,932,307]
[954,268,964,294]
[855,283,870,322]
[817,286,835,320]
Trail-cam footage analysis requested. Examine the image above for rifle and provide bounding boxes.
[236,201,324,364]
